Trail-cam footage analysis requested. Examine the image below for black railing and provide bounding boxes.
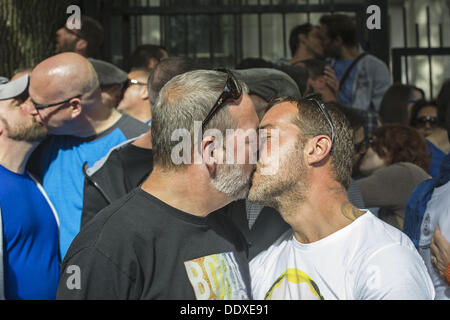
[80,0,389,70]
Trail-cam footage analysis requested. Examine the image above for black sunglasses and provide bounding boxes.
[31,95,81,110]
[414,116,438,127]
[201,69,242,132]
[303,94,335,151]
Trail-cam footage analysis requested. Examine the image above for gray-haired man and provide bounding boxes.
[57,69,258,299]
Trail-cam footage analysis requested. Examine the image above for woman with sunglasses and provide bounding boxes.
[410,100,450,177]
[356,124,430,231]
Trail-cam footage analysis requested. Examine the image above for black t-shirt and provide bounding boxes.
[57,188,251,300]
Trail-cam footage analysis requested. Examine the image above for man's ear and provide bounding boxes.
[140,86,149,100]
[69,97,83,119]
[304,135,333,166]
[75,39,87,53]
[201,134,225,177]
[147,58,159,70]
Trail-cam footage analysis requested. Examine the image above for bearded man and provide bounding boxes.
[0,75,60,299]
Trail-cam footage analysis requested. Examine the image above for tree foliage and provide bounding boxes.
[0,0,72,78]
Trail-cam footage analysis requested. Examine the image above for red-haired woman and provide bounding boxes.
[356,124,431,230]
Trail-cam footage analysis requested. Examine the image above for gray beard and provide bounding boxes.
[211,163,253,200]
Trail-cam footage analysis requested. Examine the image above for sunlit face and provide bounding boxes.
[25,73,76,135]
[359,146,386,176]
[117,70,149,118]
[248,101,307,207]
[211,93,260,200]
[0,97,48,142]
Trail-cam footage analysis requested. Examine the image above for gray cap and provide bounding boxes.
[233,68,301,102]
[88,58,128,86]
[0,75,29,100]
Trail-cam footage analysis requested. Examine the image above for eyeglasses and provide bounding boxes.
[122,79,147,91]
[202,69,242,132]
[303,94,335,151]
[414,116,438,128]
[31,95,81,110]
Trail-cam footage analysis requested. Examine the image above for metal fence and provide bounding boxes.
[391,3,450,98]
[79,0,450,99]
[81,0,388,68]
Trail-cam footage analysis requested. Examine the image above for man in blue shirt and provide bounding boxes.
[24,53,149,259]
[0,75,60,299]
[319,14,391,136]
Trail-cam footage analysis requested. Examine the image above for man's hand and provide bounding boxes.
[430,226,450,279]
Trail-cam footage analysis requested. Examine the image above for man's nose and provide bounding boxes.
[22,99,38,115]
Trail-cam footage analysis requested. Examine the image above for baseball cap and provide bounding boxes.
[0,75,29,101]
[233,68,301,102]
[88,58,128,86]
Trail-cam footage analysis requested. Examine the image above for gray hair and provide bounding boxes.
[151,69,248,169]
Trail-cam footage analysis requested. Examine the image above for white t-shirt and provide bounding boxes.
[250,211,435,300]
[419,180,450,300]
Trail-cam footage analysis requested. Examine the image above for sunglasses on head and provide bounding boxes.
[201,69,242,132]
[303,94,335,152]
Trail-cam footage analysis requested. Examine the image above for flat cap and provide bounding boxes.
[88,58,128,86]
[234,68,301,102]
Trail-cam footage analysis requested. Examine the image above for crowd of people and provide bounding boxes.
[0,13,449,300]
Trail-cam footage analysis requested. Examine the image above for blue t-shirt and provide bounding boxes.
[0,165,60,300]
[333,59,357,107]
[37,115,149,259]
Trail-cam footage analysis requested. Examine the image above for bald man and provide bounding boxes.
[117,69,152,124]
[25,53,149,258]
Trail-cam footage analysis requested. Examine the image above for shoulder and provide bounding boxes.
[357,54,389,74]
[350,213,435,299]
[115,114,150,139]
[394,162,430,180]
[65,189,158,261]
[249,229,292,275]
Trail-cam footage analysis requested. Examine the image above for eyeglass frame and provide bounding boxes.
[31,95,81,110]
[201,69,243,132]
[122,79,147,92]
[303,94,335,152]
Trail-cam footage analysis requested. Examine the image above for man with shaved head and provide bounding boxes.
[25,53,149,259]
